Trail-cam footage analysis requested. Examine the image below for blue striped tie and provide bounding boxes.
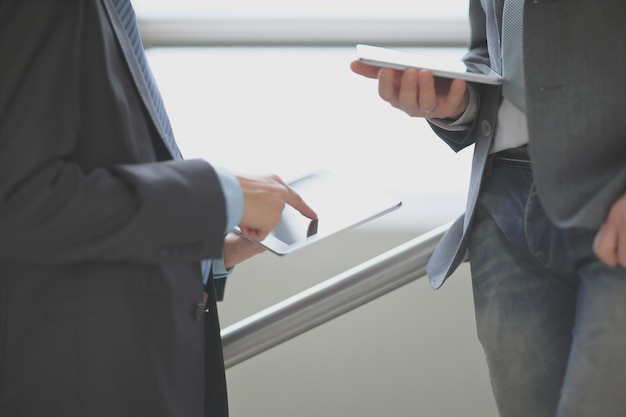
[111,0,212,282]
[501,0,526,111]
[111,0,183,160]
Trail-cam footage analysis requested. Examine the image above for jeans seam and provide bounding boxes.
[525,181,554,267]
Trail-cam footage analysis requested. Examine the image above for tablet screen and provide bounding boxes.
[236,171,402,255]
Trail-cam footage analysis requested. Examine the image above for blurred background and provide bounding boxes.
[135,1,498,415]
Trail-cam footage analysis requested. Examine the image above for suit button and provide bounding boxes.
[481,120,492,137]
[194,303,206,320]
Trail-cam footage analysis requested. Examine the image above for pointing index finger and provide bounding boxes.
[285,186,318,220]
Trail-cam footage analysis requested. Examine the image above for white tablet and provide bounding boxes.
[356,44,503,85]
[235,171,402,256]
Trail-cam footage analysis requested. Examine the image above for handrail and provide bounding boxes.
[138,18,468,48]
[221,222,449,369]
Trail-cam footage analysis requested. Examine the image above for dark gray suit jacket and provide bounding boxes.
[427,0,626,288]
[0,1,229,416]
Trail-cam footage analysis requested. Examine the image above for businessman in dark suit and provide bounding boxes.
[352,0,626,416]
[0,1,315,416]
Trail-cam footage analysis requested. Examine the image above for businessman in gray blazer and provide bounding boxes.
[0,1,315,417]
[353,0,626,416]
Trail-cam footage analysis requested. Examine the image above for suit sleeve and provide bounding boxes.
[0,1,227,265]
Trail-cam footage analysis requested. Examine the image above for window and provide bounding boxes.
[138,1,473,230]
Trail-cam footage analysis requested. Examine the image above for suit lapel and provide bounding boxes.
[99,0,176,159]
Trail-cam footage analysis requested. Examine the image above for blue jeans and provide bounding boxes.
[469,161,626,417]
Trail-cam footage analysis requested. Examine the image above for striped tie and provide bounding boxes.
[501,0,526,111]
[111,0,183,159]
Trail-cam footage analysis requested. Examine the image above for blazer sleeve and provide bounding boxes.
[428,0,497,152]
[0,1,227,265]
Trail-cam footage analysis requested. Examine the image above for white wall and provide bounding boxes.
[220,230,497,417]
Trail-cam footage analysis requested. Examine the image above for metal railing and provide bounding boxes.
[221,223,449,369]
[138,18,468,48]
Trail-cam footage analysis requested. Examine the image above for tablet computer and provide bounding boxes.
[356,44,503,85]
[235,171,402,256]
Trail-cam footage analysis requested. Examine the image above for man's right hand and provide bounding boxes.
[236,175,317,242]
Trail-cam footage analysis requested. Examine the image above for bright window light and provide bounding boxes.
[148,47,472,231]
[134,0,473,231]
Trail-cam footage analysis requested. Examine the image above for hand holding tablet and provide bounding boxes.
[235,171,402,255]
[356,44,502,85]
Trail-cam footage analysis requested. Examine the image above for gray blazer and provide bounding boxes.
[427,0,626,288]
[0,1,229,416]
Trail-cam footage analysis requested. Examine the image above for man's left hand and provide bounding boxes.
[594,193,626,267]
